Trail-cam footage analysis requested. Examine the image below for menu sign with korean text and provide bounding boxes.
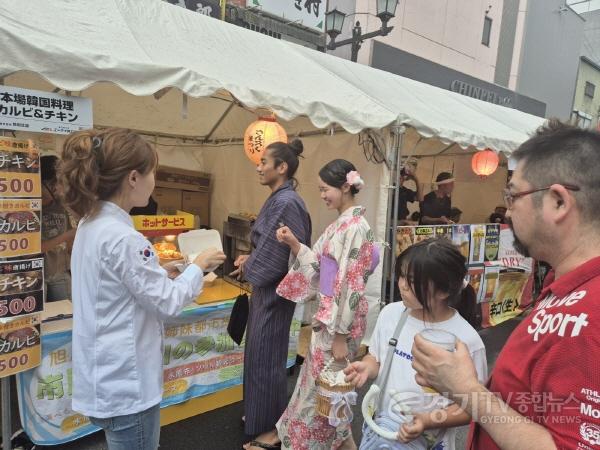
[0,313,41,378]
[0,137,41,198]
[0,86,92,135]
[246,0,325,31]
[0,199,42,257]
[0,259,44,320]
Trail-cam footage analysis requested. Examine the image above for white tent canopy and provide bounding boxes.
[0,0,545,153]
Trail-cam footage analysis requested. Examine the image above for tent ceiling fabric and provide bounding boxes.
[0,0,545,153]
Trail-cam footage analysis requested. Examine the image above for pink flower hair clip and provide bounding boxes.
[346,170,365,191]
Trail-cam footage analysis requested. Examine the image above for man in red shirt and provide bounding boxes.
[412,120,600,449]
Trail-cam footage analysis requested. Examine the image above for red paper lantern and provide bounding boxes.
[472,149,499,178]
[243,117,288,165]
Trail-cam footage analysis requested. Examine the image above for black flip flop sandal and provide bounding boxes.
[246,440,281,449]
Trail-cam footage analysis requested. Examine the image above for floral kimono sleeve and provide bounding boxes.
[276,235,324,303]
[316,225,377,339]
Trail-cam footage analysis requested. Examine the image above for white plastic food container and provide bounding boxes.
[177,229,223,272]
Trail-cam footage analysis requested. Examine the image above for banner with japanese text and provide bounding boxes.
[0,199,42,257]
[396,224,533,328]
[0,86,92,134]
[164,0,222,18]
[0,314,41,378]
[0,258,44,320]
[16,329,96,445]
[0,137,40,198]
[481,271,531,327]
[246,0,324,31]
[162,300,300,406]
[132,213,195,236]
[16,300,301,445]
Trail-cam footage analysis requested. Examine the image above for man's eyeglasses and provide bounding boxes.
[502,184,580,209]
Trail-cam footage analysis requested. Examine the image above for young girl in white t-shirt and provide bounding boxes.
[345,238,488,450]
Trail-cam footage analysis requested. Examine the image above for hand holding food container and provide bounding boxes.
[192,248,226,272]
[412,329,479,399]
[176,229,226,273]
[416,329,457,394]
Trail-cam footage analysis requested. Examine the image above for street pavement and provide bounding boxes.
[29,316,523,450]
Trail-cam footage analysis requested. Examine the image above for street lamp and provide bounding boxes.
[326,1,398,62]
[325,8,346,40]
[376,0,398,27]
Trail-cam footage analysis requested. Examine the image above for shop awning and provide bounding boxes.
[0,0,545,153]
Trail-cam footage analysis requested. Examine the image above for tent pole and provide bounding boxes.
[382,124,405,304]
[203,102,235,143]
[1,376,11,450]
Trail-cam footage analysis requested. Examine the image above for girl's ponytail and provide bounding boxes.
[450,284,479,328]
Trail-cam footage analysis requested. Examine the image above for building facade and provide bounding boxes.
[572,57,600,128]
[164,0,325,50]
[328,0,585,119]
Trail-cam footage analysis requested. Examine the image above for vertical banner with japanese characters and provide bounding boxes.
[0,87,92,135]
[0,137,40,198]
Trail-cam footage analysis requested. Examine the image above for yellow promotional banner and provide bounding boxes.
[0,137,41,198]
[132,213,195,233]
[0,198,42,257]
[0,313,41,378]
[481,271,530,327]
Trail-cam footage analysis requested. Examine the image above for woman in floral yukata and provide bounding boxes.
[275,159,380,450]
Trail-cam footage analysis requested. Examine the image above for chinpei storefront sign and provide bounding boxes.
[450,80,513,107]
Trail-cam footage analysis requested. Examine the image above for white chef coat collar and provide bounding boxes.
[99,201,134,226]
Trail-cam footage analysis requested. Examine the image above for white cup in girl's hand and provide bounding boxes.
[417,329,457,393]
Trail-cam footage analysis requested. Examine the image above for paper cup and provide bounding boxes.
[418,329,457,393]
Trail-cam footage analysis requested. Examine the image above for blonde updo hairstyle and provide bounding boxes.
[57,128,158,219]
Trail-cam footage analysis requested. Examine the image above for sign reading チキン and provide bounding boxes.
[0,86,92,134]
[0,258,44,320]
[132,213,195,237]
[0,199,42,257]
[0,137,41,198]
[0,313,41,378]
[246,0,325,31]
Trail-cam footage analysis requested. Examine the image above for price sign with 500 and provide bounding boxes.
[0,137,41,198]
[0,199,42,257]
[0,176,37,196]
[0,296,40,319]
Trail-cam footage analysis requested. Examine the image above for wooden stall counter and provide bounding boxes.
[195,278,244,306]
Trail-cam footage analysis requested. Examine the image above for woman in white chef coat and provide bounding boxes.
[57,128,226,450]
